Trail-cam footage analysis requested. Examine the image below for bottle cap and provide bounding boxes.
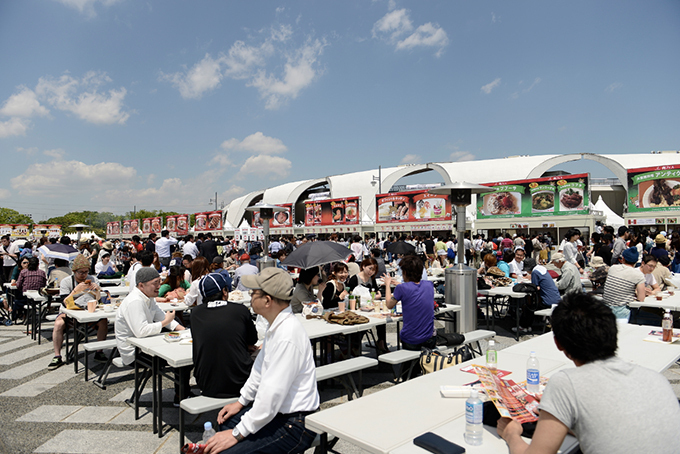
[204,421,212,430]
[530,351,536,357]
[469,389,478,398]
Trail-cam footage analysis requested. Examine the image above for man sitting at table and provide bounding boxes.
[551,252,582,295]
[508,247,525,278]
[48,254,109,371]
[602,246,645,321]
[204,268,319,454]
[232,254,258,292]
[192,272,257,398]
[498,291,680,454]
[115,267,190,405]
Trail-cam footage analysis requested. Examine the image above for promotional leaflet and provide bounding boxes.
[304,197,360,226]
[627,165,680,212]
[477,173,590,219]
[375,189,452,223]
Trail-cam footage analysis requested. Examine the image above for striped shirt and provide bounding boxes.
[602,264,644,308]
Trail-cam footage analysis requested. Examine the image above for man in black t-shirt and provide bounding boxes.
[192,273,258,398]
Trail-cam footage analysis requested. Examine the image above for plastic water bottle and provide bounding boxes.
[202,421,216,444]
[464,389,483,446]
[486,339,497,372]
[662,309,673,342]
[526,351,540,394]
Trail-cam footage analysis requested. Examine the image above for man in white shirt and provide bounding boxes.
[182,234,199,259]
[126,250,153,290]
[268,237,282,256]
[205,267,319,454]
[1,235,19,286]
[155,230,178,268]
[509,247,525,278]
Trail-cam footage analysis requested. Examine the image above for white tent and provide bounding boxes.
[592,196,624,227]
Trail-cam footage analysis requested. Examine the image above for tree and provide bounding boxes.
[0,207,33,225]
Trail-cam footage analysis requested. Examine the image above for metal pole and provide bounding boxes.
[378,165,382,194]
[456,205,466,263]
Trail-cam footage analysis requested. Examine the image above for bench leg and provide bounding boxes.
[314,433,328,454]
[94,349,118,390]
[179,408,185,450]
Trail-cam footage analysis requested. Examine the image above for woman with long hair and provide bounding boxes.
[184,257,211,306]
[347,257,389,353]
[321,262,349,309]
[156,265,191,301]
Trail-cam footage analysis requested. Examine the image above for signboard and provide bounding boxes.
[627,165,680,212]
[270,204,293,228]
[142,217,161,235]
[106,221,121,236]
[176,214,189,236]
[194,211,222,231]
[477,173,590,219]
[376,189,452,223]
[48,225,61,238]
[0,225,12,236]
[304,197,360,226]
[11,224,29,238]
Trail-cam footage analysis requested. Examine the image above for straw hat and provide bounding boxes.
[655,234,666,244]
[590,256,605,268]
[486,266,505,277]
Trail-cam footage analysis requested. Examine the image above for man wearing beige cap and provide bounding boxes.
[552,252,582,296]
[205,267,319,454]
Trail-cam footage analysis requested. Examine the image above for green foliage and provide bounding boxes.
[0,207,33,225]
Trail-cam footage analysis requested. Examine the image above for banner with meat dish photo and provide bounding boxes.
[375,189,451,223]
[304,197,360,226]
[627,165,680,213]
[477,173,590,219]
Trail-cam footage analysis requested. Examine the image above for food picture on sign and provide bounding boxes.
[177,216,187,232]
[113,223,120,235]
[166,217,176,231]
[482,192,521,215]
[195,214,207,230]
[130,219,139,233]
[107,224,112,235]
[313,204,322,224]
[273,210,289,225]
[208,212,221,230]
[344,203,358,223]
[557,179,584,211]
[151,218,161,233]
[252,211,263,228]
[642,179,680,208]
[532,192,555,212]
[122,222,130,234]
[331,201,344,223]
[142,219,151,233]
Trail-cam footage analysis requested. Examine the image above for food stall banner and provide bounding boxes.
[270,204,293,228]
[194,211,222,231]
[106,221,121,236]
[0,225,11,236]
[33,224,61,238]
[627,165,680,212]
[11,224,29,238]
[142,217,162,235]
[376,190,452,223]
[121,219,139,238]
[175,214,189,235]
[165,215,178,234]
[304,197,360,226]
[477,173,590,219]
[48,224,62,238]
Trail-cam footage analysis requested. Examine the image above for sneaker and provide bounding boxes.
[511,326,532,334]
[93,351,108,363]
[48,356,63,371]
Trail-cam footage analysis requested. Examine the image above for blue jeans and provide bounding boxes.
[217,406,317,453]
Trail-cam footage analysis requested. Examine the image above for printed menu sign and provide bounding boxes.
[627,165,680,212]
[122,219,139,237]
[106,222,121,236]
[375,190,452,223]
[175,215,189,235]
[477,173,589,219]
[304,197,360,226]
[194,211,222,231]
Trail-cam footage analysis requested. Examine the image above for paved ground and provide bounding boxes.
[0,313,678,454]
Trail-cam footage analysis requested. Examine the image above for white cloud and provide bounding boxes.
[35,71,130,124]
[220,132,288,154]
[0,118,30,138]
[160,54,225,100]
[0,189,10,199]
[11,159,136,196]
[55,0,122,17]
[372,9,413,41]
[373,8,448,57]
[481,78,501,94]
[43,149,65,159]
[524,77,542,92]
[16,147,39,155]
[492,12,500,23]
[248,38,326,110]
[396,23,449,57]
[161,23,324,109]
[400,154,421,164]
[210,154,232,167]
[240,155,292,178]
[450,150,475,162]
[0,87,49,118]
[606,82,623,93]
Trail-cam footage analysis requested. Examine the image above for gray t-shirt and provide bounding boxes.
[290,283,316,314]
[602,264,644,308]
[539,357,680,454]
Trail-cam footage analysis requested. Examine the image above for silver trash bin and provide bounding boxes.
[445,264,478,334]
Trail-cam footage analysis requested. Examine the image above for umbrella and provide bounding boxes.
[38,243,79,261]
[281,241,352,270]
[386,241,416,255]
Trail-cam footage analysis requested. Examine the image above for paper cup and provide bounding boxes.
[104,305,114,312]
[338,301,346,312]
[349,299,356,310]
[87,301,97,313]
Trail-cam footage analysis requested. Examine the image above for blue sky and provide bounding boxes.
[1,0,678,221]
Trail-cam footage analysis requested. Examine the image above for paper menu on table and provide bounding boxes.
[472,365,540,424]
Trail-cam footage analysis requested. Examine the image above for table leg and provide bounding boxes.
[73,320,80,374]
[157,357,163,438]
[134,347,142,422]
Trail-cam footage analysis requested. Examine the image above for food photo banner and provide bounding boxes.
[121,219,140,237]
[142,217,162,235]
[32,224,62,238]
[194,211,222,231]
[304,197,360,226]
[477,173,590,219]
[627,165,680,212]
[375,189,452,223]
[106,221,121,236]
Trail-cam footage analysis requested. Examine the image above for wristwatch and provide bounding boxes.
[232,426,245,442]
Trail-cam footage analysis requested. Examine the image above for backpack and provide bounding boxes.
[447,247,456,260]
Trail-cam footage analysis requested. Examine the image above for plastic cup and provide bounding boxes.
[349,299,356,311]
[87,301,97,313]
[656,295,663,301]
[338,301,346,312]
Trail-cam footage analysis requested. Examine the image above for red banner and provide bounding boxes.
[304,197,360,226]
[142,217,161,234]
[376,189,451,223]
[194,211,222,231]
[176,214,189,235]
[106,222,121,236]
[267,204,293,228]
